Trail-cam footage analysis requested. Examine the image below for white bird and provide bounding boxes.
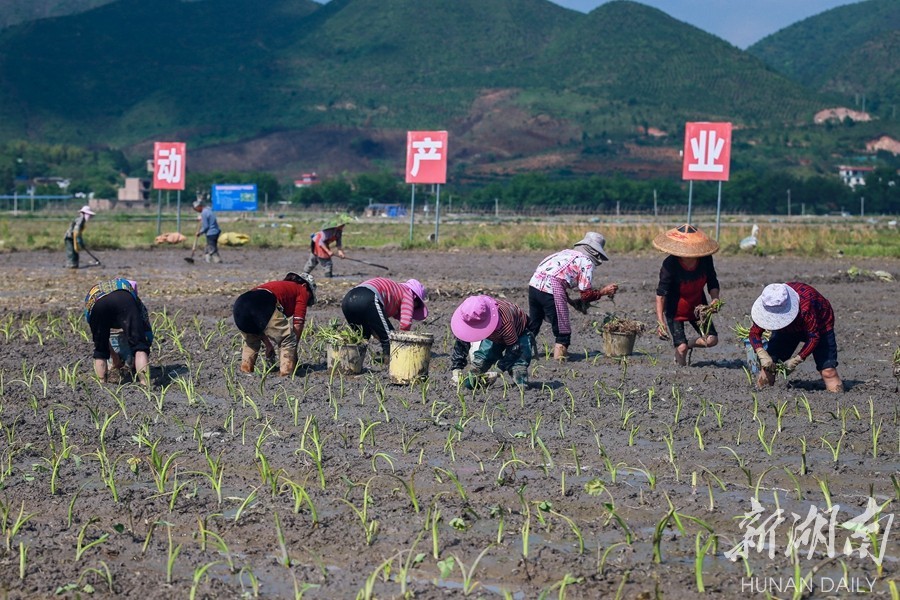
[739,224,759,251]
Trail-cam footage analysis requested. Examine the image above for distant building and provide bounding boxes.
[294,173,320,188]
[117,177,151,207]
[837,165,874,189]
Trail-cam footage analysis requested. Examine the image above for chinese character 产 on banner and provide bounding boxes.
[406,131,448,184]
[153,142,187,190]
[682,122,732,182]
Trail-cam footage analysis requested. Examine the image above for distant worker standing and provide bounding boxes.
[193,197,221,263]
[64,205,96,268]
[304,214,353,278]
[527,232,618,360]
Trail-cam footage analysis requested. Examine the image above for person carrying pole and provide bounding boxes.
[64,205,96,268]
[527,232,618,360]
[303,213,353,278]
[232,272,317,377]
[193,197,221,263]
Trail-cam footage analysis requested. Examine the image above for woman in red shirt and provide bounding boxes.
[653,224,721,366]
[233,272,316,376]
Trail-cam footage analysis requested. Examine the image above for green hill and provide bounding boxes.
[0,0,888,180]
[748,0,900,114]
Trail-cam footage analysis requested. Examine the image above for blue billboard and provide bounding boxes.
[212,184,258,211]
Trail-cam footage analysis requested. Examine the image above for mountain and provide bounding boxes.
[0,0,882,180]
[0,0,113,30]
[748,0,899,114]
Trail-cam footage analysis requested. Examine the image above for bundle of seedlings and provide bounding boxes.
[594,313,645,336]
[315,318,366,347]
[693,299,723,337]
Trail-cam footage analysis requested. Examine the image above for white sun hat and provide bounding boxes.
[751,283,800,330]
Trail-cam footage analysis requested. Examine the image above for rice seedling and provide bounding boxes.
[2,499,36,552]
[388,471,419,514]
[231,487,260,523]
[273,510,291,567]
[771,399,789,432]
[338,477,379,546]
[450,543,494,596]
[820,431,845,462]
[755,419,776,456]
[694,532,717,592]
[189,560,221,600]
[393,531,425,597]
[75,517,109,562]
[279,476,319,522]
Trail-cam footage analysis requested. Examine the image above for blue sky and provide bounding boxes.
[550,0,859,48]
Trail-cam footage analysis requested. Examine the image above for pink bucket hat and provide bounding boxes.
[451,295,499,343]
[751,283,800,330]
[80,205,96,217]
[404,279,428,321]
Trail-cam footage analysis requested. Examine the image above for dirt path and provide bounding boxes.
[0,248,898,598]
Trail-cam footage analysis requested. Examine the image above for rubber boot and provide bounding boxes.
[279,347,297,377]
[240,347,258,374]
[553,343,568,361]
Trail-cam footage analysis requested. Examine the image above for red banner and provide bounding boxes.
[153,142,187,190]
[682,122,732,182]
[405,131,448,184]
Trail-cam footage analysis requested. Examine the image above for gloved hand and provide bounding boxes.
[569,298,590,315]
[784,355,804,373]
[451,369,463,384]
[755,347,774,370]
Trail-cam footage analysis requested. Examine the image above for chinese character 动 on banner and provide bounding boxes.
[153,142,187,190]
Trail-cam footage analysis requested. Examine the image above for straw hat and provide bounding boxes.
[751,283,800,330]
[451,295,499,343]
[652,224,719,258]
[403,279,428,321]
[80,205,96,216]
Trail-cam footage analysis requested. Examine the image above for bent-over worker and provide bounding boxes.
[233,272,316,377]
[750,282,843,393]
[304,214,353,278]
[84,278,153,384]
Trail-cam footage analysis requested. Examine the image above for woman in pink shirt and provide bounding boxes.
[341,277,428,363]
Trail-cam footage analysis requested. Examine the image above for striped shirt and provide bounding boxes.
[529,249,594,294]
[487,300,529,346]
[359,278,415,330]
[749,282,835,360]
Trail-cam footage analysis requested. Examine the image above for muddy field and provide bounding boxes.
[0,247,898,599]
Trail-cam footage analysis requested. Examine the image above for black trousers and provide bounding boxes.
[233,289,276,335]
[341,287,392,353]
[527,286,570,346]
[89,290,150,360]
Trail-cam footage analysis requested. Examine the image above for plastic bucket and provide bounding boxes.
[388,331,433,384]
[327,343,367,375]
[603,331,636,357]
